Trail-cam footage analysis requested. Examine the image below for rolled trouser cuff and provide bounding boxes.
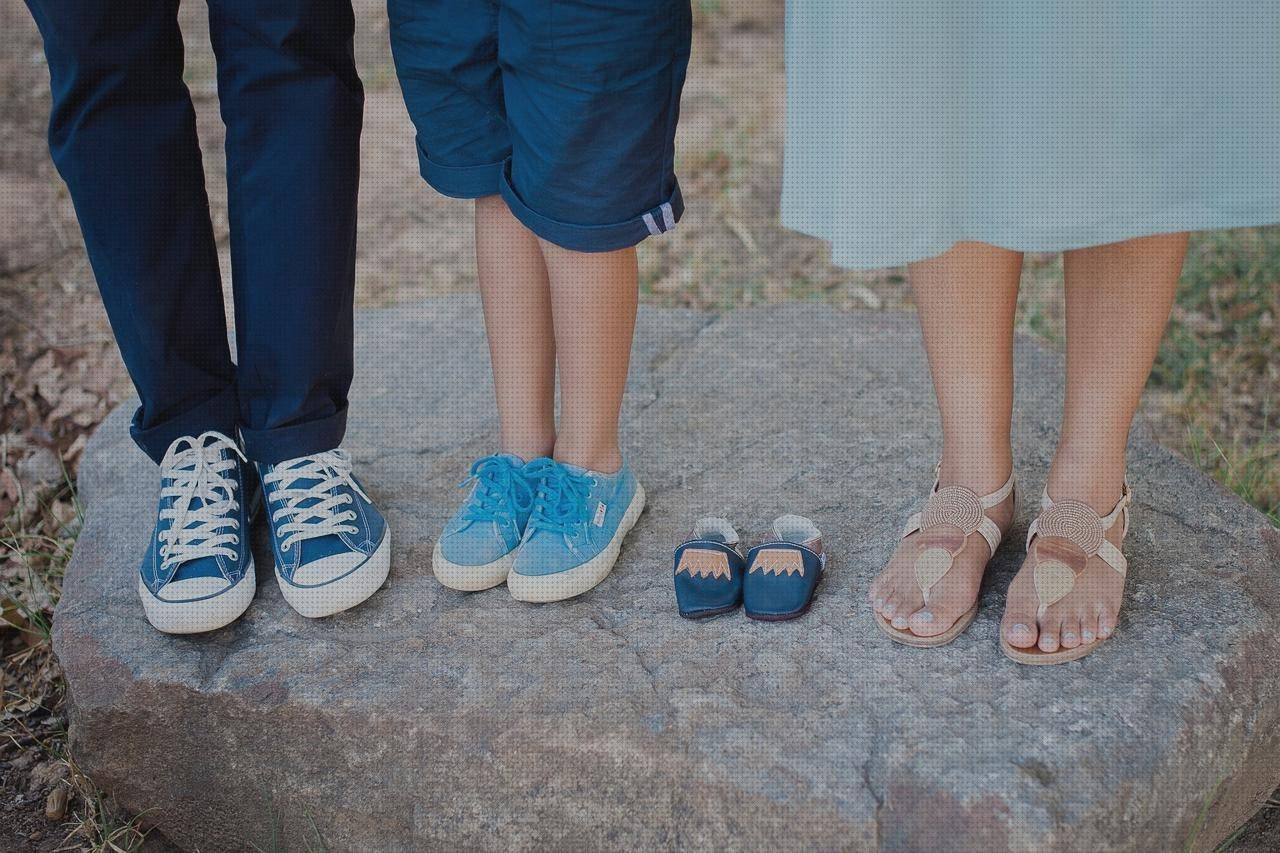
[238,404,349,465]
[130,384,240,464]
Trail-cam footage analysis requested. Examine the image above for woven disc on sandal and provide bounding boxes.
[1038,500,1104,555]
[921,486,983,535]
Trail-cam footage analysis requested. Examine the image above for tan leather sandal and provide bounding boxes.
[875,467,1015,647]
[1001,485,1131,665]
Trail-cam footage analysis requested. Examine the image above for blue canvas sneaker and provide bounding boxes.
[507,458,646,603]
[673,517,746,619]
[433,454,534,591]
[743,515,827,621]
[257,450,390,618]
[138,432,257,634]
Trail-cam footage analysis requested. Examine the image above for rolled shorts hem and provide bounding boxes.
[131,385,240,464]
[498,160,684,253]
[418,140,507,200]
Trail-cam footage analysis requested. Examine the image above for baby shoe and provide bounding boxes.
[673,517,746,619]
[744,515,827,621]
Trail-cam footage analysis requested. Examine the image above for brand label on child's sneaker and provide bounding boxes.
[593,501,607,527]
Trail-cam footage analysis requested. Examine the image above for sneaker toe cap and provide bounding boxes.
[439,530,512,567]
[288,552,367,588]
[154,576,235,603]
[512,537,583,577]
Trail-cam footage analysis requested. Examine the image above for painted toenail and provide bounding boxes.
[916,611,933,622]
[1062,632,1077,644]
[1082,630,1095,643]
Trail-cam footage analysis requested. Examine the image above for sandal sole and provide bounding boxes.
[1000,633,1111,664]
[873,600,978,648]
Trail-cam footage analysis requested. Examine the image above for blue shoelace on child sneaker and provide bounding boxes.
[524,458,593,538]
[459,455,534,524]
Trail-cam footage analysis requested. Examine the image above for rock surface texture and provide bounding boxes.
[54,298,1280,852]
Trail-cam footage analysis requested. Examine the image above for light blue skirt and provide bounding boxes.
[782,1,1280,269]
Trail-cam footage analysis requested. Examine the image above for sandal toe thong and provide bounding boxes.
[875,467,1014,648]
[1001,484,1131,665]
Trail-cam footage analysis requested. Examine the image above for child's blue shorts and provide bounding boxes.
[388,0,692,253]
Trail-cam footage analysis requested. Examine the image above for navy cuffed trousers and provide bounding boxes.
[25,0,364,464]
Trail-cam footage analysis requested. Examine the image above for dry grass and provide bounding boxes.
[1,358,143,850]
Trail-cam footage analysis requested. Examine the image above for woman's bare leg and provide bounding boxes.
[541,241,638,473]
[870,242,1021,636]
[475,195,557,461]
[1002,232,1187,652]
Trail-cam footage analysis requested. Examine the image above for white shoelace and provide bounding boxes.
[158,432,245,571]
[261,450,370,552]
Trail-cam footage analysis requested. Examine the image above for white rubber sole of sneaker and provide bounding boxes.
[138,561,257,635]
[432,544,514,592]
[276,531,392,618]
[507,484,646,603]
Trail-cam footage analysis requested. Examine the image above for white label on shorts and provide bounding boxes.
[594,501,607,527]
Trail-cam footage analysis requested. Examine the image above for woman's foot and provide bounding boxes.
[1000,485,1130,658]
[869,467,1015,641]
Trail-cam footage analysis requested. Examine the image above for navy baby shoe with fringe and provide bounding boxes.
[744,515,826,621]
[673,517,746,618]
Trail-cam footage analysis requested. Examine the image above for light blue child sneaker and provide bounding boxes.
[507,458,646,603]
[138,431,257,634]
[256,450,390,618]
[433,454,534,591]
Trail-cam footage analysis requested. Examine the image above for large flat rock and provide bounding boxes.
[54,297,1280,852]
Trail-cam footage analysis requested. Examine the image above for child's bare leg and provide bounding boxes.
[869,242,1020,636]
[541,241,638,473]
[1003,232,1186,652]
[475,195,557,461]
